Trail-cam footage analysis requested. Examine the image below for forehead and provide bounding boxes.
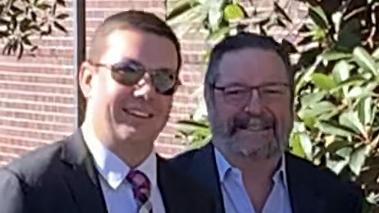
[216,48,289,86]
[99,29,178,70]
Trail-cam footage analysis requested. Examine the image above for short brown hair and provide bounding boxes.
[88,10,182,72]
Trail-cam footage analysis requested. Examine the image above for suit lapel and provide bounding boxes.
[60,129,108,213]
[157,156,177,213]
[286,153,325,213]
[190,143,225,213]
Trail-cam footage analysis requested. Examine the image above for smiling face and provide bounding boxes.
[80,29,178,148]
[208,48,293,160]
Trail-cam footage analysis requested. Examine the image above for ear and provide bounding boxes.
[79,61,96,99]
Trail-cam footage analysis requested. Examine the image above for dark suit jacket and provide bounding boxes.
[0,130,217,213]
[170,143,363,213]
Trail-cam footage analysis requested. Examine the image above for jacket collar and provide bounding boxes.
[59,129,108,213]
[188,143,225,213]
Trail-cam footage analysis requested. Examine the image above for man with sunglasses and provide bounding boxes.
[0,10,216,213]
[170,32,363,213]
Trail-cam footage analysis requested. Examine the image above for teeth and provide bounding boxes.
[247,125,266,131]
[247,119,269,130]
[127,109,151,118]
[248,125,264,130]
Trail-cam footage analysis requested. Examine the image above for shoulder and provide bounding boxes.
[1,137,69,186]
[286,153,363,204]
[158,156,217,211]
[168,142,213,168]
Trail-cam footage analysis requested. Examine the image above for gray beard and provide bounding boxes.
[228,135,285,159]
[212,121,287,160]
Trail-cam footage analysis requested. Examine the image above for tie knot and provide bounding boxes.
[126,170,151,204]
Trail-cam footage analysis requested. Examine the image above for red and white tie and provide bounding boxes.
[126,170,153,213]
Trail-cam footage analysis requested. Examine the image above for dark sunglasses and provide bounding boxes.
[88,59,179,95]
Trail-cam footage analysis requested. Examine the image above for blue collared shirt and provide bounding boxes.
[214,148,292,213]
[81,122,165,213]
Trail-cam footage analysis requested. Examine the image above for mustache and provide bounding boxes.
[232,112,273,130]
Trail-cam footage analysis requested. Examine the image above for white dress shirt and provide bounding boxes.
[81,123,165,213]
[215,148,292,213]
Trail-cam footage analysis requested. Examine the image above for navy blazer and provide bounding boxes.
[170,142,363,213]
[0,130,217,213]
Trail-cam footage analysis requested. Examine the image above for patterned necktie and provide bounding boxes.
[126,170,153,213]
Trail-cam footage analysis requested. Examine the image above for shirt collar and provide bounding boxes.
[214,147,232,182]
[214,147,288,188]
[81,121,157,190]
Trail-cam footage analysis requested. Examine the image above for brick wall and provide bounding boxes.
[0,0,307,165]
[0,0,76,165]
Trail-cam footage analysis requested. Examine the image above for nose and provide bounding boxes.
[133,73,155,99]
[244,89,263,115]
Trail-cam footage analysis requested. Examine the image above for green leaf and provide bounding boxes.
[223,3,245,21]
[20,19,31,32]
[0,31,9,37]
[347,87,365,99]
[300,91,327,107]
[56,0,66,6]
[53,21,67,33]
[302,116,317,128]
[22,36,32,45]
[317,121,355,137]
[331,11,343,33]
[332,60,353,83]
[326,147,351,174]
[299,133,313,160]
[337,76,365,88]
[299,101,339,128]
[10,5,23,14]
[353,47,378,75]
[30,45,38,52]
[358,97,372,125]
[339,111,366,136]
[309,6,329,30]
[207,5,223,32]
[347,82,377,99]
[0,18,9,25]
[167,4,204,36]
[310,25,327,41]
[326,141,351,153]
[31,11,37,22]
[349,145,369,176]
[372,47,379,60]
[312,73,337,90]
[177,120,209,129]
[36,3,50,10]
[299,101,336,118]
[322,50,351,61]
[273,1,292,23]
[290,133,306,158]
[167,0,197,20]
[56,13,69,20]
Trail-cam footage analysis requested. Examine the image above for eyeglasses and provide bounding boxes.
[213,83,290,106]
[88,58,179,95]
